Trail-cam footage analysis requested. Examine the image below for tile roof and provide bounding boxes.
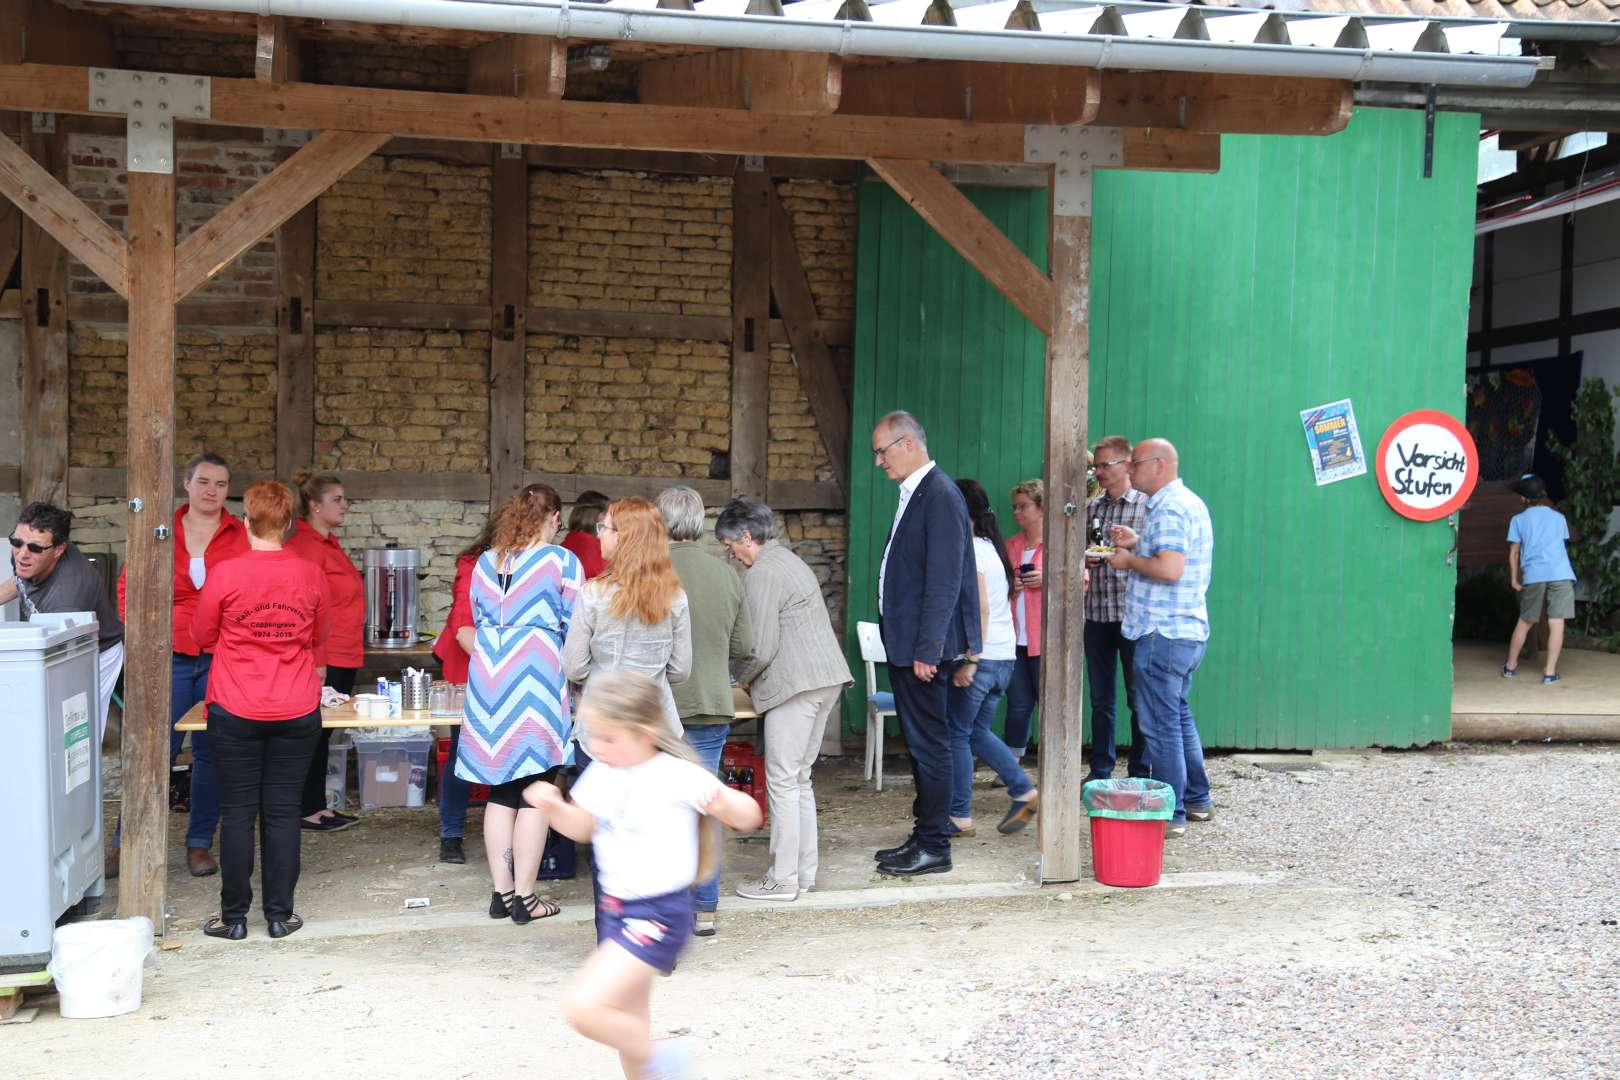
[1194,0,1619,26]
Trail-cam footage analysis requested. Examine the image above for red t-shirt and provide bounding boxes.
[192,549,330,721]
[431,550,479,684]
[560,530,607,580]
[117,506,251,656]
[285,520,365,668]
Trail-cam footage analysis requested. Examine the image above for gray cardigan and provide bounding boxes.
[562,581,692,736]
[731,541,852,714]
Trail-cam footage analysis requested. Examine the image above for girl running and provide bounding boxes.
[525,667,762,1080]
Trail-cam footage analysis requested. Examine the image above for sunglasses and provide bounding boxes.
[9,537,56,555]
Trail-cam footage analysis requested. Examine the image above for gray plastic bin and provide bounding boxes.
[0,612,105,972]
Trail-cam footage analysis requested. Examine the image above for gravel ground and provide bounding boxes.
[950,744,1620,1079]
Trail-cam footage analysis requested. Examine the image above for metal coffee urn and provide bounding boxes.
[364,545,421,650]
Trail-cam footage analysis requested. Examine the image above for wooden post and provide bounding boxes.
[275,205,315,479]
[1037,210,1090,884]
[18,127,68,507]
[729,165,772,499]
[488,150,528,508]
[119,170,177,930]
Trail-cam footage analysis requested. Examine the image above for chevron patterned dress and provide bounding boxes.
[455,544,584,786]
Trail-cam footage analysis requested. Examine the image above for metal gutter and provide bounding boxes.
[99,0,1543,88]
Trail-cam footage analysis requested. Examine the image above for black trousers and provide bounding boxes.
[890,663,955,855]
[300,666,356,816]
[209,705,321,922]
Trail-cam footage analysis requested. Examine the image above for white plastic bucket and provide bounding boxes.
[48,917,155,1018]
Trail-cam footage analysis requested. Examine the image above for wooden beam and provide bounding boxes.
[0,464,16,491]
[525,147,863,183]
[524,471,728,505]
[68,466,490,502]
[1037,208,1089,885]
[0,188,17,282]
[1466,304,1620,353]
[70,294,275,327]
[255,15,300,85]
[1122,129,1222,174]
[639,51,842,116]
[18,126,67,507]
[764,478,844,512]
[119,168,176,932]
[173,130,388,301]
[275,204,315,479]
[0,288,17,319]
[468,35,567,100]
[0,128,129,298]
[316,299,490,331]
[1094,73,1352,136]
[867,157,1054,335]
[0,63,1033,165]
[730,166,772,499]
[840,61,1099,125]
[490,151,528,506]
[767,182,850,495]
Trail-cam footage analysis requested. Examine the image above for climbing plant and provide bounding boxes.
[1548,377,1620,638]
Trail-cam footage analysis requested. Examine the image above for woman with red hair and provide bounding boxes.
[192,481,329,941]
[562,497,692,737]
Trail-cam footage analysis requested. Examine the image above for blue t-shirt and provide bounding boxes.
[1507,505,1575,585]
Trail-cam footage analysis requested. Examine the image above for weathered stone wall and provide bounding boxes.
[778,180,859,322]
[308,40,468,91]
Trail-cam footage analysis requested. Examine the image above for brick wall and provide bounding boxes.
[69,326,277,471]
[317,156,492,305]
[68,133,283,300]
[779,180,858,322]
[314,329,491,473]
[309,41,468,92]
[529,171,730,316]
[114,30,255,78]
[768,345,835,482]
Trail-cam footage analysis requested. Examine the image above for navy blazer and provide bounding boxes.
[878,464,982,667]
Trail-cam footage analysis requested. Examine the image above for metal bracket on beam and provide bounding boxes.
[1023,125,1122,217]
[31,112,56,134]
[500,142,524,160]
[87,69,212,175]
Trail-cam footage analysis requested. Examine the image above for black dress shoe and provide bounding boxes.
[266,914,304,939]
[878,848,952,877]
[439,837,466,864]
[875,836,921,862]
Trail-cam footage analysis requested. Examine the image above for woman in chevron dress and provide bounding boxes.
[454,483,583,925]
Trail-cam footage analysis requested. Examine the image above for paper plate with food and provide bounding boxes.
[1084,545,1116,559]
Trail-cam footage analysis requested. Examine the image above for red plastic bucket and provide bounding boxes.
[1089,816,1167,887]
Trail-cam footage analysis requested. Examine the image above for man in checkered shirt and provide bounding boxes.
[1083,435,1149,782]
[1106,438,1214,838]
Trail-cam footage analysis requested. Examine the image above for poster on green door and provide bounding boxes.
[1300,398,1368,486]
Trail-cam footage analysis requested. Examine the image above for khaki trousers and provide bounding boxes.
[763,684,842,889]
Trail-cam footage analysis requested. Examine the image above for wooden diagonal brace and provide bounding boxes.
[173,129,388,301]
[0,128,129,297]
[867,157,1054,335]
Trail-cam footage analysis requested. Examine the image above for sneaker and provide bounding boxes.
[1502,665,1517,679]
[644,1036,698,1080]
[734,876,798,902]
[693,911,716,937]
[1186,805,1213,823]
[1165,823,1188,839]
[438,837,465,864]
[1542,673,1563,685]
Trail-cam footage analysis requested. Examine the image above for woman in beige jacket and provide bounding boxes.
[716,496,852,902]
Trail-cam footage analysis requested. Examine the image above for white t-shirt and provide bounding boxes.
[973,538,1017,662]
[570,752,715,900]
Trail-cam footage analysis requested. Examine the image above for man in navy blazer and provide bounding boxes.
[870,411,981,876]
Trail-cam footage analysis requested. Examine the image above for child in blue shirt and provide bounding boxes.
[1504,474,1576,685]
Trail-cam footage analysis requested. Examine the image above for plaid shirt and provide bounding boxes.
[1121,479,1214,643]
[1084,487,1148,623]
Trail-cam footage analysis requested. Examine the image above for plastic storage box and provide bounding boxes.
[353,732,433,809]
[325,738,351,810]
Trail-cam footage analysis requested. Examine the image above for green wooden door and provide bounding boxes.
[846,108,1478,748]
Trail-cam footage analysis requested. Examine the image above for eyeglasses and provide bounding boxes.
[873,435,908,463]
[1127,456,1161,471]
[1094,458,1129,469]
[9,537,54,554]
[595,522,618,536]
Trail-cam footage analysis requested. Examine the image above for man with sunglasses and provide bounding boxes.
[1105,439,1214,839]
[3,503,126,738]
[1083,435,1149,782]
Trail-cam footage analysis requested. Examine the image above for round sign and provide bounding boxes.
[1375,409,1479,522]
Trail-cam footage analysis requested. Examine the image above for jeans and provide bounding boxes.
[1084,621,1143,779]
[947,659,1034,819]
[890,663,955,855]
[682,720,731,911]
[1130,632,1211,825]
[439,725,473,839]
[301,666,356,816]
[208,704,320,922]
[1003,648,1041,754]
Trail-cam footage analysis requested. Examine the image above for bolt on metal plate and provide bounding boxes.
[88,69,212,175]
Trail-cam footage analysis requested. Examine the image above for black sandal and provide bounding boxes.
[510,893,560,925]
[203,914,246,941]
[489,890,515,919]
[267,914,304,939]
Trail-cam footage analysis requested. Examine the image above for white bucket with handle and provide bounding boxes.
[47,917,155,1018]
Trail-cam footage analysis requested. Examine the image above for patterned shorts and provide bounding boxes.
[597,889,695,975]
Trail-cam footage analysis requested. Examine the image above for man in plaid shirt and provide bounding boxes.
[1083,435,1149,782]
[1107,438,1214,838]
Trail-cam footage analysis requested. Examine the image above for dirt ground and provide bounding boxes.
[8,749,1602,1078]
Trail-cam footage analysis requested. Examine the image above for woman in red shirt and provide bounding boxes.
[113,451,250,880]
[286,472,365,833]
[558,489,610,580]
[193,481,329,941]
[430,515,496,864]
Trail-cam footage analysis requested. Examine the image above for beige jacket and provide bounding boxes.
[732,541,852,714]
